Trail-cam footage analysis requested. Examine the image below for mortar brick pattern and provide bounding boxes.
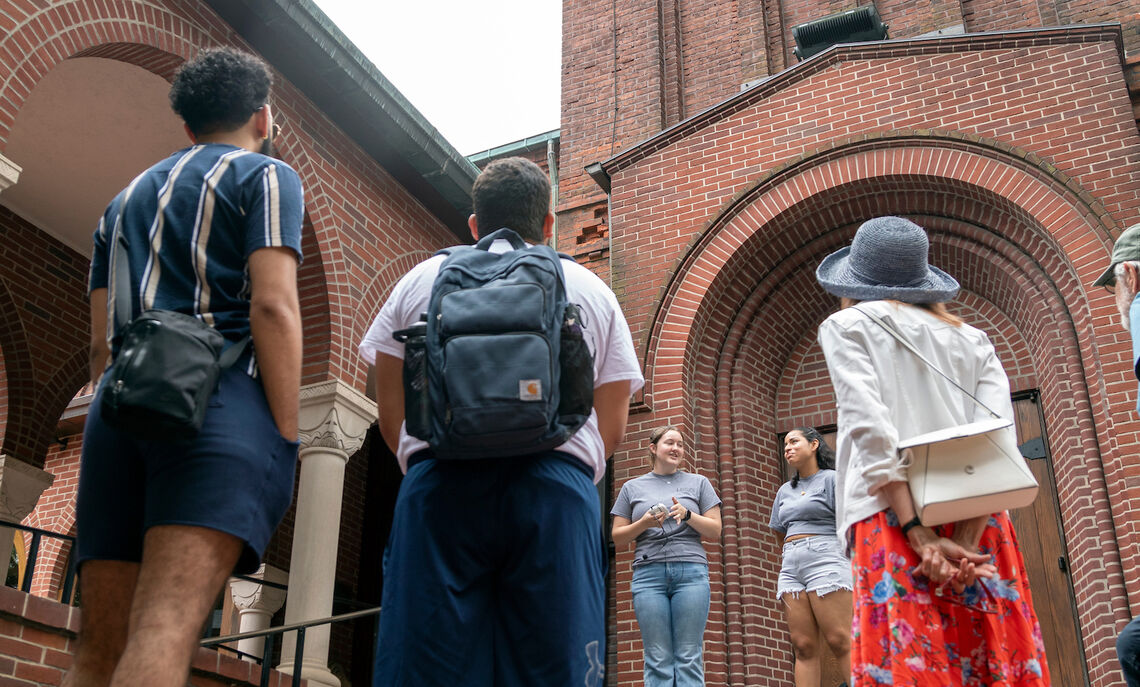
[0,208,88,469]
[589,28,1140,678]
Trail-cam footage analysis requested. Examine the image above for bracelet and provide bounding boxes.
[682,508,692,522]
[900,516,922,536]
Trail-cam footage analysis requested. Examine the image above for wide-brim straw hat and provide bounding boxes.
[815,216,960,304]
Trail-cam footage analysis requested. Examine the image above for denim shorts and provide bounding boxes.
[777,535,853,600]
[76,366,299,575]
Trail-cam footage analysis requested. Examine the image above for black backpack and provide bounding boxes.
[394,228,594,459]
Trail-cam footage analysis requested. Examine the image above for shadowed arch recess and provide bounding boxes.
[648,143,1132,682]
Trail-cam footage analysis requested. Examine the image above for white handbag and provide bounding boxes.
[855,307,1039,526]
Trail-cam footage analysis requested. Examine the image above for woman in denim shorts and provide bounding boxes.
[768,427,852,687]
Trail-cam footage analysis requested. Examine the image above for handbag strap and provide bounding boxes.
[111,230,250,368]
[851,305,1001,420]
[112,230,133,334]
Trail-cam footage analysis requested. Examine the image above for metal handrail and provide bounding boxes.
[201,605,381,645]
[230,572,288,591]
[0,520,76,601]
[200,605,381,687]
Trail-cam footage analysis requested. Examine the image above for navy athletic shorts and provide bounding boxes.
[373,450,607,687]
[76,365,298,575]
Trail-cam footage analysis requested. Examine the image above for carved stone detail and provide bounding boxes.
[297,380,373,455]
[230,564,288,613]
[0,154,21,193]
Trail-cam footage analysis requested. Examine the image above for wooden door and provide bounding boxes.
[1006,392,1089,687]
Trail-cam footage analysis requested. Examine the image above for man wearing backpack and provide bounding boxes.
[65,48,302,687]
[359,156,644,686]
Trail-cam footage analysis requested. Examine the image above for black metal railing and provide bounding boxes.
[0,519,381,685]
[200,605,381,687]
[0,520,76,602]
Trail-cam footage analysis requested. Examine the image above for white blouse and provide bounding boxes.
[817,300,1016,545]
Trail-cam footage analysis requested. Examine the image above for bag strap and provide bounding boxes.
[112,230,249,368]
[112,230,133,335]
[851,305,1001,420]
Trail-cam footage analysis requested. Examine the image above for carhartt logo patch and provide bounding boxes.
[519,379,542,401]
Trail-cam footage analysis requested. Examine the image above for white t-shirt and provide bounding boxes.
[358,239,645,482]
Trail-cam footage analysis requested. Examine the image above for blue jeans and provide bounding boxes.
[1119,616,1140,687]
[631,561,710,687]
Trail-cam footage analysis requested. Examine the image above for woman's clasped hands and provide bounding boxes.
[909,526,998,594]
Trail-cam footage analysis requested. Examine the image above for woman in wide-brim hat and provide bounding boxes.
[815,216,1051,686]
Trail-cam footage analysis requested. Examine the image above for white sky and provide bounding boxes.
[312,0,562,157]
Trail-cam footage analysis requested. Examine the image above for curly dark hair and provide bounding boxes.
[789,426,835,488]
[169,47,272,137]
[471,157,551,242]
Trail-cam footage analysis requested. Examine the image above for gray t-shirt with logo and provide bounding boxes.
[768,469,839,539]
[611,470,721,567]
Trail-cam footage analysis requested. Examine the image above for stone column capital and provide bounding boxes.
[0,153,20,193]
[230,564,288,614]
[0,455,55,521]
[297,380,373,456]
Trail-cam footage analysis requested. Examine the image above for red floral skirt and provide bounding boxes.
[850,511,1051,686]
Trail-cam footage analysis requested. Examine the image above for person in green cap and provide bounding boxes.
[1093,222,1140,687]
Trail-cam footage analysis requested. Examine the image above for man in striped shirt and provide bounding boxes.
[65,48,303,687]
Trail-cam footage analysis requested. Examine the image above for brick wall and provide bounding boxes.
[0,585,305,687]
[0,0,461,422]
[589,26,1140,687]
[558,0,1140,306]
[0,208,89,470]
[21,438,81,601]
[0,355,7,444]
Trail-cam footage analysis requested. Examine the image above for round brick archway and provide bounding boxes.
[630,137,1134,685]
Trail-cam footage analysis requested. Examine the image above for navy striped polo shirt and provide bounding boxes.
[88,143,304,377]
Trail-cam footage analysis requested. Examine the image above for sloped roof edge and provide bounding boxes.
[468,129,560,166]
[591,23,1125,186]
[204,0,480,239]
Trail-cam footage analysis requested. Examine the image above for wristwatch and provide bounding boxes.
[682,508,693,522]
[900,516,922,536]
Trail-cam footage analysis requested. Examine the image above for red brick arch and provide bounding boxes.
[0,3,215,143]
[0,270,35,460]
[352,249,436,370]
[0,1,362,389]
[638,135,1133,683]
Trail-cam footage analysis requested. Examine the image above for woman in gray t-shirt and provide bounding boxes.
[611,426,722,687]
[768,427,853,687]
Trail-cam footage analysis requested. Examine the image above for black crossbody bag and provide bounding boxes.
[99,231,248,441]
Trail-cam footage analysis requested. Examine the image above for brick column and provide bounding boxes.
[277,380,372,687]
